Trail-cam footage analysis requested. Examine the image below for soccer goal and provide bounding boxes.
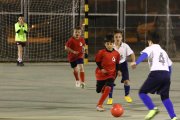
[0,0,84,62]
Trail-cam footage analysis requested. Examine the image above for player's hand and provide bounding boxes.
[130,62,137,69]
[117,70,121,77]
[101,69,108,74]
[73,51,79,55]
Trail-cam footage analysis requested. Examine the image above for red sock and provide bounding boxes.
[80,72,85,82]
[97,86,111,106]
[73,70,79,81]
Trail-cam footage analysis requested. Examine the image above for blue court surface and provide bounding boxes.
[0,62,179,120]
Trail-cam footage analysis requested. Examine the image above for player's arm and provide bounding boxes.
[95,51,103,69]
[96,62,107,74]
[131,52,148,69]
[95,51,107,74]
[15,24,21,33]
[126,44,136,62]
[116,53,121,77]
[23,23,28,33]
[130,53,136,62]
[169,66,172,76]
[136,52,148,65]
[167,56,172,76]
[116,64,121,77]
[65,46,78,54]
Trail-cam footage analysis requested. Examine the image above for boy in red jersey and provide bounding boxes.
[95,34,121,111]
[65,26,86,88]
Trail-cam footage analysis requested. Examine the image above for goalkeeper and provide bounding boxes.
[15,14,28,66]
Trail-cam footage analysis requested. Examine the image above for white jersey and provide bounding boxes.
[113,42,134,63]
[141,44,172,71]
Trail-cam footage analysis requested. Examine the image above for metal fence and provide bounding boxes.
[1,0,180,61]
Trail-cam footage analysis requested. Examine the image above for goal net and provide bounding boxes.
[0,0,84,62]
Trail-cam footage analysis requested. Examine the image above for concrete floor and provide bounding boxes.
[0,62,179,120]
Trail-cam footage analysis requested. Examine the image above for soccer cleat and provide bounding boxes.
[75,81,80,87]
[171,117,178,120]
[80,83,85,89]
[145,107,159,120]
[19,62,24,66]
[107,98,113,105]
[124,96,133,103]
[96,105,105,112]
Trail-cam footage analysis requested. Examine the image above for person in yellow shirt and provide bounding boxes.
[15,14,28,66]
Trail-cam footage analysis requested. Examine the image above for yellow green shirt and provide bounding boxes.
[15,22,28,42]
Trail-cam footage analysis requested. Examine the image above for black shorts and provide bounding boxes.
[96,78,114,93]
[120,61,129,83]
[16,42,26,47]
[70,58,84,68]
[139,71,171,96]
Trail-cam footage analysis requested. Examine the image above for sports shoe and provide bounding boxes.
[96,105,105,112]
[75,81,80,87]
[171,117,178,120]
[80,83,85,89]
[124,96,133,103]
[107,98,113,105]
[19,62,24,66]
[145,107,159,120]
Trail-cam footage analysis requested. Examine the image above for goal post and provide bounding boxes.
[0,0,85,62]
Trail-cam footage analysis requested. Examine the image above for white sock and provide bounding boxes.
[18,58,22,62]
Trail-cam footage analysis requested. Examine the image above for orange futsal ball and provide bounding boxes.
[111,103,124,117]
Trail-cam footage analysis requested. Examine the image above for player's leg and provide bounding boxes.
[77,58,85,88]
[160,74,177,120]
[96,80,106,111]
[70,61,80,87]
[123,80,133,103]
[139,92,159,120]
[107,83,114,105]
[17,42,23,66]
[161,94,177,120]
[19,42,26,66]
[139,72,160,120]
[96,79,113,111]
[120,61,132,103]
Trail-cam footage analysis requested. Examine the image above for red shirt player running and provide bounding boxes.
[95,34,121,111]
[65,26,86,88]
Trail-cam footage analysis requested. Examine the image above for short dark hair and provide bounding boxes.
[18,14,24,17]
[113,29,123,35]
[147,32,160,44]
[74,26,81,30]
[104,34,114,43]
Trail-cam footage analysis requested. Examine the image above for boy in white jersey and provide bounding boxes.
[107,30,135,104]
[131,34,177,120]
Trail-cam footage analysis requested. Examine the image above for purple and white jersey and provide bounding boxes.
[141,44,172,71]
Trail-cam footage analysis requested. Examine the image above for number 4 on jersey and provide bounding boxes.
[159,52,165,65]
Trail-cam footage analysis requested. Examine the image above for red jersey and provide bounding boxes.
[95,49,120,80]
[65,37,85,62]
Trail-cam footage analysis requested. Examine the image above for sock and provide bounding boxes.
[73,70,79,81]
[97,86,111,106]
[124,85,130,96]
[80,72,85,82]
[18,58,22,62]
[162,98,176,119]
[139,93,155,110]
[108,86,114,98]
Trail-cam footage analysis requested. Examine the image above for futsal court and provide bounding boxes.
[0,62,179,120]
